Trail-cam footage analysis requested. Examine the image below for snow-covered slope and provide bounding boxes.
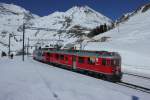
[84,3,150,76]
[0,3,39,54]
[0,3,112,54]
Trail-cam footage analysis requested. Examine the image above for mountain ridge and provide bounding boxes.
[0,3,112,53]
[116,3,150,24]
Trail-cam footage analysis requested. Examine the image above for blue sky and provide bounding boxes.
[0,0,150,20]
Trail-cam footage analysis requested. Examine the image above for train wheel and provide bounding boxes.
[105,75,114,82]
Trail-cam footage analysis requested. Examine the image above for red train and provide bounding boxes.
[33,48,122,81]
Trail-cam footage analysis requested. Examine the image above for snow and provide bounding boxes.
[83,6,150,78]
[0,3,28,14]
[0,56,150,100]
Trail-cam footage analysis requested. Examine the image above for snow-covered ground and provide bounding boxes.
[0,56,150,100]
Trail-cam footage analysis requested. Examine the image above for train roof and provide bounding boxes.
[39,48,120,58]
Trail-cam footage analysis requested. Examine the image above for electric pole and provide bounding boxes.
[117,23,120,33]
[22,23,25,61]
[27,37,29,56]
[8,33,11,56]
[8,33,12,56]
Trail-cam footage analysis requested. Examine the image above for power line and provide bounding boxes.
[25,26,91,33]
[28,38,63,42]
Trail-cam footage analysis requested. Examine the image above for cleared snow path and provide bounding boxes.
[0,56,150,100]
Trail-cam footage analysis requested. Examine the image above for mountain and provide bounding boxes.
[0,3,39,53]
[29,6,112,46]
[84,3,150,74]
[0,3,112,54]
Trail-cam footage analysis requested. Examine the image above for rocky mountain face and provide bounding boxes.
[116,3,150,25]
[0,3,112,53]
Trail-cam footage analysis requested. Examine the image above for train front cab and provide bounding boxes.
[101,58,122,81]
[75,55,122,82]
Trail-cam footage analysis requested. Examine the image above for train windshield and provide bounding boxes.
[101,52,112,57]
[111,59,120,67]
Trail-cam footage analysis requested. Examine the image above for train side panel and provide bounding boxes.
[76,56,113,75]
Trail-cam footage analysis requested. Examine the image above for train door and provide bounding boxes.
[72,56,76,69]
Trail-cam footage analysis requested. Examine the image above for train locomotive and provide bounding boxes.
[33,48,122,82]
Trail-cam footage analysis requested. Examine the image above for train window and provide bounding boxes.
[56,54,59,60]
[87,57,95,65]
[65,56,68,61]
[102,59,106,66]
[107,60,111,66]
[111,59,119,66]
[65,56,68,63]
[49,53,52,57]
[60,55,64,60]
[78,57,84,63]
[111,60,114,66]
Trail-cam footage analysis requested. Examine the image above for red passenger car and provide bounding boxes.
[33,48,122,81]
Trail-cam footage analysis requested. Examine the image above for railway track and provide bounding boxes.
[123,72,150,80]
[77,71,150,94]
[116,81,150,94]
[118,73,150,94]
